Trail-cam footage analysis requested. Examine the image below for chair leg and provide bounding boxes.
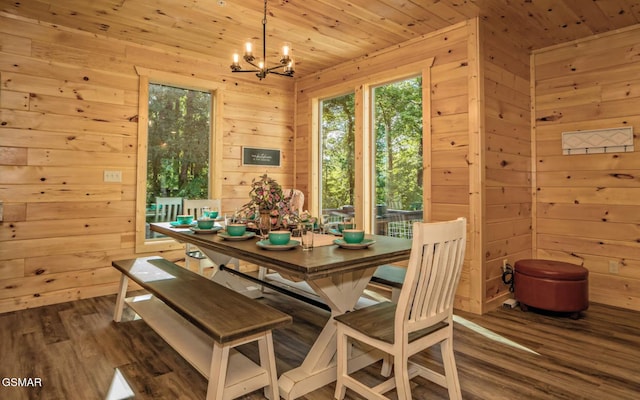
[334,326,348,400]
[441,338,462,400]
[393,355,412,400]
[380,354,393,377]
[185,244,192,270]
[258,266,268,292]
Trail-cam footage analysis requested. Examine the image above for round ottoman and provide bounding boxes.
[514,259,589,318]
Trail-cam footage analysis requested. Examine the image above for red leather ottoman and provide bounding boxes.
[514,259,589,318]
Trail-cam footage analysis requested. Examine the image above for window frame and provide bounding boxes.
[312,59,434,233]
[134,67,224,254]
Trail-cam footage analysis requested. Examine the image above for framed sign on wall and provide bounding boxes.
[242,146,281,167]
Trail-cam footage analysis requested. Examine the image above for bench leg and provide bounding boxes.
[259,331,279,400]
[113,274,129,322]
[207,342,230,400]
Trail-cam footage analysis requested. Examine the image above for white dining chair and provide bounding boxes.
[183,198,220,220]
[183,199,224,274]
[283,188,305,213]
[154,196,182,222]
[334,217,467,400]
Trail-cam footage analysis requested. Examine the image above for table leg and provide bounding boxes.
[199,248,263,299]
[113,274,129,322]
[278,267,381,400]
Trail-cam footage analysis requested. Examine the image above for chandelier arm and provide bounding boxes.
[244,59,262,70]
[265,63,288,72]
[270,70,294,77]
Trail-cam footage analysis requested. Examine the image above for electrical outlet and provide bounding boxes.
[608,260,619,274]
[104,170,122,182]
[502,259,509,272]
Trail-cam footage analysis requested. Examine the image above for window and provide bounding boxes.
[315,61,432,237]
[319,92,355,224]
[371,77,423,237]
[135,68,223,252]
[145,84,211,238]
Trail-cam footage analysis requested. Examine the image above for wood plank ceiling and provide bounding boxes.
[2,0,640,77]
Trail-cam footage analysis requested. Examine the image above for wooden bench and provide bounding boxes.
[370,265,406,302]
[112,256,292,400]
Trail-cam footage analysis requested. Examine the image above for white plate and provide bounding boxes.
[256,239,300,250]
[189,226,222,234]
[333,238,376,249]
[218,231,256,241]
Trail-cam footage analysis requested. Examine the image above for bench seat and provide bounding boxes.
[112,256,292,400]
[370,265,406,302]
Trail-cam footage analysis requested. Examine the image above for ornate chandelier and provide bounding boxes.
[230,0,294,80]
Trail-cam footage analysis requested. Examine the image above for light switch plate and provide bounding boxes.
[104,170,122,182]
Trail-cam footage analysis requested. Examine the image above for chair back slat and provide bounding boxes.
[283,189,305,213]
[183,199,221,220]
[155,197,183,222]
[396,218,467,334]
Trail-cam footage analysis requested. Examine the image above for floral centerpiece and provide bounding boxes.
[237,174,316,230]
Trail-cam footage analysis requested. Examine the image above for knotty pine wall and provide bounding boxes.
[0,14,294,313]
[480,22,533,310]
[532,25,640,311]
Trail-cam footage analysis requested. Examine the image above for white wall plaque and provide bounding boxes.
[562,127,634,155]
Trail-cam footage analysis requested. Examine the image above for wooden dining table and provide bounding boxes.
[150,222,412,400]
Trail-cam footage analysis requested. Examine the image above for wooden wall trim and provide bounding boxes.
[422,61,435,223]
[530,53,538,256]
[467,18,484,314]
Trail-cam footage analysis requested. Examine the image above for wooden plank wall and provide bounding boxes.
[532,25,640,312]
[0,13,294,313]
[480,21,533,311]
[295,21,481,313]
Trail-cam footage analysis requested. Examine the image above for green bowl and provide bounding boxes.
[197,218,214,229]
[176,215,194,225]
[226,223,247,236]
[269,230,291,245]
[342,229,365,244]
[207,211,219,219]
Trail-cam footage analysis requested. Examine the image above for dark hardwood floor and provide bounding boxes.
[1,290,639,400]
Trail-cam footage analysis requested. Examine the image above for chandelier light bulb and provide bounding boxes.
[285,59,294,73]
